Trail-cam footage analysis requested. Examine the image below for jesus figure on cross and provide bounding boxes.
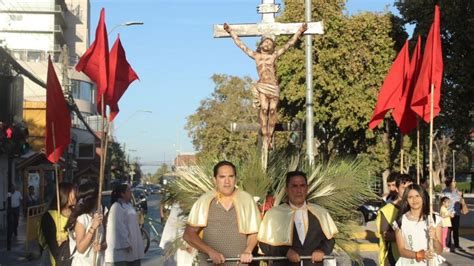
[224,22,307,150]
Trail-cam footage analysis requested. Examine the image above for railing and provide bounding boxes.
[1,3,63,13]
[25,204,47,251]
[53,25,63,34]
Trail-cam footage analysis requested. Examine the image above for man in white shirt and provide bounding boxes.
[259,171,338,266]
[8,184,23,236]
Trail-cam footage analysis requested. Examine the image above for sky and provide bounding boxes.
[88,0,402,174]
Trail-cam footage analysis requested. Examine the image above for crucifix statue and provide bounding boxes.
[215,0,324,165]
[223,22,307,151]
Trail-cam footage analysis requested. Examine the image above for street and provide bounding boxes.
[142,193,165,265]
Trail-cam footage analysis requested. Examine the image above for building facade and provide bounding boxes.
[0,0,103,228]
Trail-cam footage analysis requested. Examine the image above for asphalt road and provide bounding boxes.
[142,193,166,265]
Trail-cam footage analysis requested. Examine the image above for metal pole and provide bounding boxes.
[305,0,314,165]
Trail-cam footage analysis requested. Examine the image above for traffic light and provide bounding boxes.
[288,120,304,146]
[6,127,12,139]
[0,123,30,157]
[289,131,301,144]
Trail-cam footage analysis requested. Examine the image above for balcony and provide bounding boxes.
[1,3,63,14]
[0,25,65,37]
[54,25,66,45]
[0,3,67,28]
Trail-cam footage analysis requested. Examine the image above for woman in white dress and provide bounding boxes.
[105,184,144,266]
[65,182,106,265]
[393,184,444,265]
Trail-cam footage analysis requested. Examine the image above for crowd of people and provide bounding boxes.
[39,182,144,266]
[20,161,470,266]
[376,172,469,266]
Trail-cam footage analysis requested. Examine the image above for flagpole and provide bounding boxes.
[400,134,404,173]
[428,84,434,266]
[51,122,61,241]
[93,95,107,266]
[416,120,420,184]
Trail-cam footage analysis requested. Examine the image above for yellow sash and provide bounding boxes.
[376,203,399,266]
[48,210,69,266]
[187,190,261,234]
[258,203,338,246]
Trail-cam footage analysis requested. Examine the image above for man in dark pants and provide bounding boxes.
[258,171,338,265]
[441,178,465,252]
[8,184,22,236]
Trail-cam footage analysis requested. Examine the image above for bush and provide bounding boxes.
[457,182,472,193]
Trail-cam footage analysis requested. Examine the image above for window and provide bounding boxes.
[78,143,94,158]
[26,51,42,62]
[71,80,94,103]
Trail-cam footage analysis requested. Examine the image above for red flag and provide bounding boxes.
[411,5,443,123]
[46,57,71,163]
[107,36,139,121]
[75,8,109,115]
[368,41,410,129]
[392,36,422,134]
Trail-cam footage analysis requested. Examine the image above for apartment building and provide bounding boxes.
[0,0,103,227]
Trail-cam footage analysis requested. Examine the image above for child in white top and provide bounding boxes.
[439,196,453,252]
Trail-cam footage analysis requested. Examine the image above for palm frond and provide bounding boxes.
[164,148,376,264]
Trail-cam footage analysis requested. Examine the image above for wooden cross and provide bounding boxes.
[213,0,324,39]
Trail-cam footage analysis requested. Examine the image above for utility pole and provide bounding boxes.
[305,0,315,165]
[61,45,73,181]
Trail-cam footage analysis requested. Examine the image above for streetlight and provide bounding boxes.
[112,109,152,133]
[108,21,144,35]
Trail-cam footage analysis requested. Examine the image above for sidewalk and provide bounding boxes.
[0,216,42,266]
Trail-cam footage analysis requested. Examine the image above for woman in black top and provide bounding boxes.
[41,182,76,266]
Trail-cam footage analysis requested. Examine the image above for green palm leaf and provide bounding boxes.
[164,148,376,264]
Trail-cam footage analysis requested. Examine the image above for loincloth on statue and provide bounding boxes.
[252,82,280,109]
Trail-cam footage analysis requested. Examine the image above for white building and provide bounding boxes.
[0,0,101,228]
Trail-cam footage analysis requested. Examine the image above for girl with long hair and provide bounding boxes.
[105,184,144,266]
[40,182,76,266]
[65,181,106,265]
[393,184,444,265]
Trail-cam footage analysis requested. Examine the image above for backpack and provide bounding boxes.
[57,239,74,266]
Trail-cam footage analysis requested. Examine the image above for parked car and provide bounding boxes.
[357,199,385,225]
[148,184,161,194]
[132,188,148,213]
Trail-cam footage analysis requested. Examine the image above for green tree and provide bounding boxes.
[186,74,258,159]
[131,161,143,184]
[108,141,130,182]
[395,0,474,173]
[276,0,406,173]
